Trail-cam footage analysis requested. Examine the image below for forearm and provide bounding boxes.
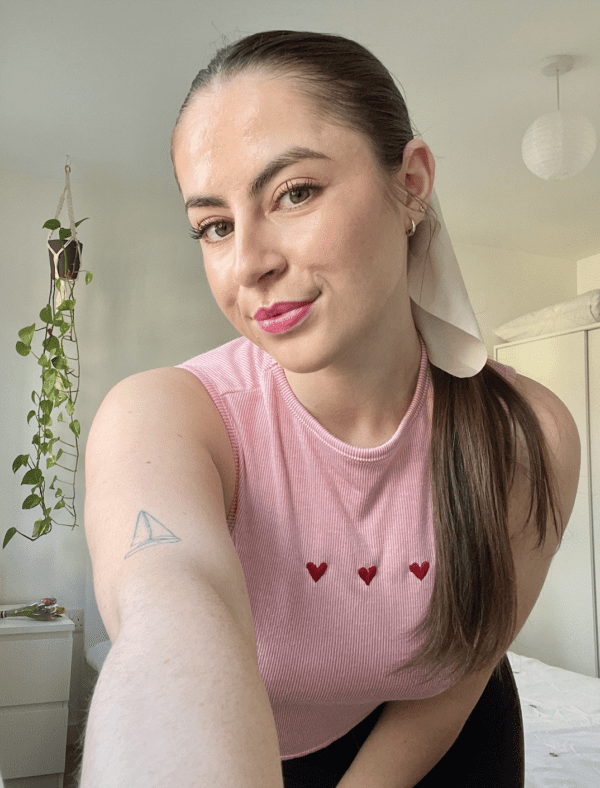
[337,660,499,788]
[80,588,284,788]
[336,698,463,788]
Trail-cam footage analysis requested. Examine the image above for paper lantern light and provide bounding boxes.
[522,109,597,180]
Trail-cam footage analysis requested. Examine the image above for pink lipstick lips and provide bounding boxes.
[254,299,316,335]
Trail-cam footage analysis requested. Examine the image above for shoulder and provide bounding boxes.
[484,362,580,523]
[509,374,581,555]
[88,367,234,497]
[511,372,581,537]
[501,372,581,643]
[91,366,221,442]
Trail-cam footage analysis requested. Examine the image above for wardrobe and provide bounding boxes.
[495,324,599,679]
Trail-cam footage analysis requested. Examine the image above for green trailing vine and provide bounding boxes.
[4,217,92,548]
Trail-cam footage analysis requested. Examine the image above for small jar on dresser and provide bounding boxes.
[0,604,74,787]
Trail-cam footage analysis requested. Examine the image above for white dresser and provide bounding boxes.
[0,606,74,787]
[495,324,600,678]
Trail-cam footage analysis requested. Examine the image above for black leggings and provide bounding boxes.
[281,654,524,787]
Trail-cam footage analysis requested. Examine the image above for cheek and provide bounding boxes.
[204,260,236,311]
[309,207,371,279]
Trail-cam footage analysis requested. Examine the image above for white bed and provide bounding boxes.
[507,651,600,787]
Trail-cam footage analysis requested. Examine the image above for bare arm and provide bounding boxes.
[82,568,283,788]
[337,374,581,788]
[80,368,284,788]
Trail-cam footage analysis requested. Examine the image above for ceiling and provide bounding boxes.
[2,0,599,261]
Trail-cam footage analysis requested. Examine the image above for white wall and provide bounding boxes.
[454,241,576,354]
[0,163,576,722]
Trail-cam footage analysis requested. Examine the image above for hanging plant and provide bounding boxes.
[4,165,92,548]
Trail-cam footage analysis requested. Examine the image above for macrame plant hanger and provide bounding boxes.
[45,158,82,461]
[48,159,80,308]
[5,159,90,547]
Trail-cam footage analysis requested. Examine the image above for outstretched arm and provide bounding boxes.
[80,368,284,788]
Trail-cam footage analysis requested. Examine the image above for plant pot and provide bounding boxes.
[47,239,82,280]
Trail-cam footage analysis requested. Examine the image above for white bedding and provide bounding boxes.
[493,289,600,342]
[508,651,600,787]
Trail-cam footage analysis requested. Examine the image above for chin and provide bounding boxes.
[279,357,329,375]
[269,340,339,375]
[240,314,340,373]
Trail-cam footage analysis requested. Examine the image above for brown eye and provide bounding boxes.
[276,180,321,208]
[213,221,232,238]
[289,187,311,204]
[193,220,233,243]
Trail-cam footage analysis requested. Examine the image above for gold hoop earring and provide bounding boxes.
[406,219,416,237]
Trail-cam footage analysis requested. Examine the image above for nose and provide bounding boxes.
[233,218,287,289]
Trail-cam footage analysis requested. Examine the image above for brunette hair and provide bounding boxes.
[173,30,562,682]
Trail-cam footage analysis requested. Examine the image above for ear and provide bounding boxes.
[399,140,435,216]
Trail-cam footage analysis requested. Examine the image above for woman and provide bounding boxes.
[81,31,580,788]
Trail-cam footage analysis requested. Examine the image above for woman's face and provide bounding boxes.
[172,71,431,374]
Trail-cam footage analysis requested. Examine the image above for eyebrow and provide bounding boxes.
[184,146,331,211]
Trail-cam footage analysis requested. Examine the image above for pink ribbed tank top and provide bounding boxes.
[177,332,517,758]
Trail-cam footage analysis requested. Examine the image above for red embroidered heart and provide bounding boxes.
[358,566,377,586]
[409,561,430,580]
[306,562,328,582]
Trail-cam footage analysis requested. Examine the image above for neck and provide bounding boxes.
[283,319,423,449]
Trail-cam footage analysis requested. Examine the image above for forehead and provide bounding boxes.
[172,71,372,196]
